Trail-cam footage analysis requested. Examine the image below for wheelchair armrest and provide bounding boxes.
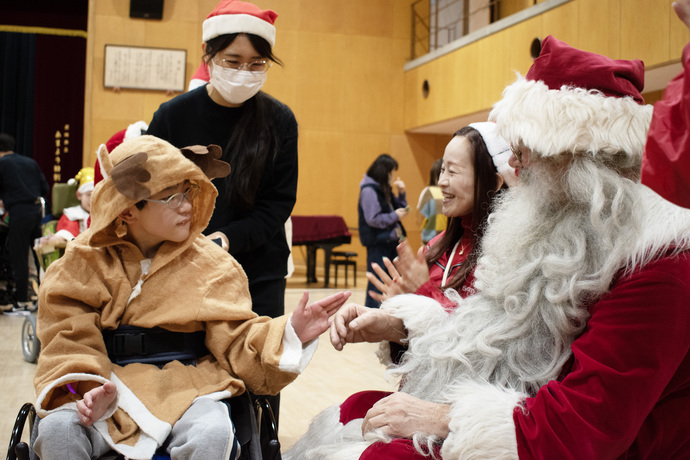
[226,393,263,460]
[6,402,36,460]
[254,397,281,460]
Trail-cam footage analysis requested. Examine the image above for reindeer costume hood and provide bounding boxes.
[89,135,229,253]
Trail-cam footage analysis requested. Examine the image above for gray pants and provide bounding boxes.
[34,398,238,460]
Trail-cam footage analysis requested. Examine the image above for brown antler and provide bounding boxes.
[180,144,232,180]
[110,151,152,200]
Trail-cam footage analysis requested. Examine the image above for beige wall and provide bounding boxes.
[82,0,687,274]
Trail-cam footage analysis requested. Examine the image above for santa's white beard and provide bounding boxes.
[392,157,642,406]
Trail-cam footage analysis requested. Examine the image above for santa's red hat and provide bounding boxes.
[203,0,277,47]
[490,36,653,161]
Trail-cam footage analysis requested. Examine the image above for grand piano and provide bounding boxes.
[291,215,352,287]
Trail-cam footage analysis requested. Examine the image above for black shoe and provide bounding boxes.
[4,301,35,316]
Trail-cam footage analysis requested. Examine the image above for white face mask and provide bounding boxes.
[209,63,267,105]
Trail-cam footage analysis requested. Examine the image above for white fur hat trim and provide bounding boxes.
[489,75,653,160]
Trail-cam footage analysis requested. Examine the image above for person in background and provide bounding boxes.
[146,0,298,423]
[0,132,48,314]
[37,167,94,246]
[358,153,408,308]
[287,34,690,459]
[417,158,446,245]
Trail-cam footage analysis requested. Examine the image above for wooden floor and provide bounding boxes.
[0,268,397,455]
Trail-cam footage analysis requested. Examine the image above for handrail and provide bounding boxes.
[410,0,501,60]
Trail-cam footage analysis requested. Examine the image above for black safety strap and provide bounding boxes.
[102,325,209,367]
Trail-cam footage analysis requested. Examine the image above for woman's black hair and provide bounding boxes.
[426,126,506,292]
[203,33,284,211]
[366,154,398,203]
[429,158,442,186]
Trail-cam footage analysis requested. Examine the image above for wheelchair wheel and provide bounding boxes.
[21,314,40,363]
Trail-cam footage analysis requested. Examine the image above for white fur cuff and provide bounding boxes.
[382,293,449,341]
[442,380,526,459]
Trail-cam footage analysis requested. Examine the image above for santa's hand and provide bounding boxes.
[329,303,406,350]
[77,381,117,426]
[362,392,450,440]
[291,290,351,343]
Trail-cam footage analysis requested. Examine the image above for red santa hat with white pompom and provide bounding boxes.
[189,1,277,91]
[490,36,653,163]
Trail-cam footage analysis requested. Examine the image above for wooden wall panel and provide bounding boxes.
[576,0,619,59]
[621,0,669,65]
[403,0,684,132]
[541,0,578,46]
[670,5,690,59]
[500,0,531,20]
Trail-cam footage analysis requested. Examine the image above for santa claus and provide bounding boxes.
[285,30,690,460]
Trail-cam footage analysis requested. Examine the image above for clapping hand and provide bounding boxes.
[366,240,430,302]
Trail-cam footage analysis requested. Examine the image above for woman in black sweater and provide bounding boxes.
[147,1,297,322]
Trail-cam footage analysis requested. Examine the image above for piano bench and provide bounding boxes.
[332,251,357,287]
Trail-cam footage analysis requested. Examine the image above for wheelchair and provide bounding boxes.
[6,392,280,460]
[6,325,282,460]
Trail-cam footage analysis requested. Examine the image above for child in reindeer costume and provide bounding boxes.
[286,34,690,460]
[33,135,349,460]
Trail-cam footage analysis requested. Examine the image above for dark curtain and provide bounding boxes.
[0,32,36,158]
[0,0,88,205]
[32,34,86,190]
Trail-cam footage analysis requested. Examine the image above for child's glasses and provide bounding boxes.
[145,184,200,209]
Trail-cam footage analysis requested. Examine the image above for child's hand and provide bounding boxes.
[290,290,352,343]
[76,381,117,426]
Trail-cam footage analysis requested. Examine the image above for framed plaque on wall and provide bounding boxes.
[103,44,186,91]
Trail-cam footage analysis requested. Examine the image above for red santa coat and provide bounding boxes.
[53,205,89,240]
[514,252,690,459]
